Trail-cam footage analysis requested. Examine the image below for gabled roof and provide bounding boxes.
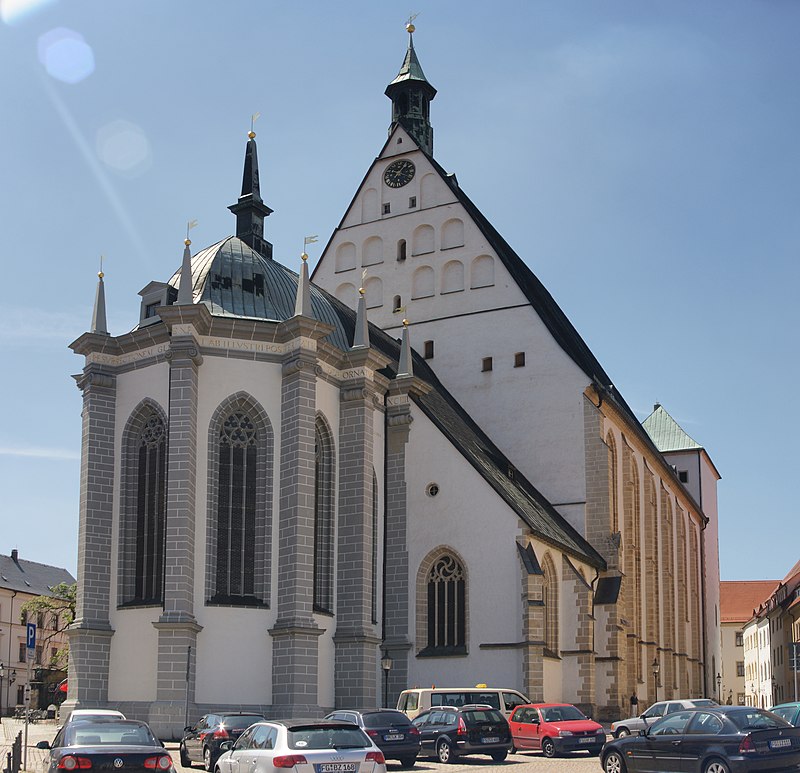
[0,552,75,595]
[719,580,778,623]
[643,403,702,452]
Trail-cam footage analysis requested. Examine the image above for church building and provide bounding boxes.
[64,26,720,736]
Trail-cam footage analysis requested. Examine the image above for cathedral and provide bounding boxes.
[64,26,721,737]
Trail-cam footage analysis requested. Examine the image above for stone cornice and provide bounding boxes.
[277,316,334,343]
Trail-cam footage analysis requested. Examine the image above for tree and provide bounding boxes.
[20,582,76,671]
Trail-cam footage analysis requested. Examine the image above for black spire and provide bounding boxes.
[228,132,274,259]
[385,23,437,155]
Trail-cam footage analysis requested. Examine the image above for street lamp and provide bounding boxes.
[380,654,393,708]
[652,657,660,701]
[716,673,722,702]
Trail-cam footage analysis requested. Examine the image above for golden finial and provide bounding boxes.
[250,112,261,140]
[98,255,104,279]
[402,318,409,327]
[359,286,365,296]
[406,13,418,33]
[301,252,308,262]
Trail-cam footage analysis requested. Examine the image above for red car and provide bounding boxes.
[508,703,606,757]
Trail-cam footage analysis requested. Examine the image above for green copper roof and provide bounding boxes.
[642,403,702,452]
[387,33,435,91]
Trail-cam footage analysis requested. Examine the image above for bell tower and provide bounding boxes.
[385,22,437,156]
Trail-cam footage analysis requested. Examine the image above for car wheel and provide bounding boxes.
[603,750,626,773]
[616,727,630,738]
[541,738,556,758]
[398,756,417,769]
[490,750,507,762]
[203,747,213,772]
[179,744,192,768]
[436,740,456,764]
[703,760,731,773]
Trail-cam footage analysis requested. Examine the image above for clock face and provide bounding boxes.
[383,159,416,188]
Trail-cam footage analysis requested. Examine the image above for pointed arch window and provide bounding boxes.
[120,405,167,606]
[207,394,272,607]
[314,418,335,613]
[421,552,466,656]
[542,553,559,656]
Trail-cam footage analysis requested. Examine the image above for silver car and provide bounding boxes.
[610,699,717,737]
[214,720,388,773]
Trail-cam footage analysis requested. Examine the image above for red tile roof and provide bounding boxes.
[720,581,778,623]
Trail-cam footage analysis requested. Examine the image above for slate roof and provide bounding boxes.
[0,552,75,596]
[719,580,778,623]
[642,403,703,452]
[385,33,436,94]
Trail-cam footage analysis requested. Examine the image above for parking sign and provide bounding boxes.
[26,622,36,649]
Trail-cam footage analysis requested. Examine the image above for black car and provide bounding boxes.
[37,719,173,773]
[324,708,421,767]
[412,704,511,763]
[180,712,266,771]
[600,705,800,773]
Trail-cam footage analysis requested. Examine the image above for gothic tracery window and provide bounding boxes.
[423,553,466,655]
[120,404,167,606]
[314,418,334,613]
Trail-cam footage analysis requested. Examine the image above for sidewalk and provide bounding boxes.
[1,718,57,773]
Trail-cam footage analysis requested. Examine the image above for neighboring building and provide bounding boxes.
[65,27,721,735]
[0,549,75,715]
[742,561,800,708]
[720,580,776,706]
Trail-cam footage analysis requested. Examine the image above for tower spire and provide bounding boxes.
[177,229,194,305]
[228,119,274,258]
[91,259,108,335]
[385,20,437,155]
[294,252,313,318]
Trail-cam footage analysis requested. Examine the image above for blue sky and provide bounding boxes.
[1,1,797,582]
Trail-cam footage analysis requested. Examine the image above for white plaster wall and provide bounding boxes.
[720,622,744,704]
[404,405,526,691]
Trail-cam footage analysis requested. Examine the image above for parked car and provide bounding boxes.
[412,704,511,763]
[600,705,800,773]
[37,718,173,773]
[324,708,420,767]
[397,686,528,719]
[508,702,606,757]
[63,708,127,724]
[772,701,800,726]
[611,698,717,737]
[180,712,266,771]
[214,720,386,773]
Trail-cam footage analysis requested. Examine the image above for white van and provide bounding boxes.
[396,686,529,719]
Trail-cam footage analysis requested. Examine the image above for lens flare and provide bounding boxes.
[37,27,95,84]
[0,0,57,26]
[96,120,152,177]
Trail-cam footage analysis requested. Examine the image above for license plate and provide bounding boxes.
[316,765,357,773]
[579,737,595,744]
[384,733,404,741]
[770,738,791,749]
[481,737,500,744]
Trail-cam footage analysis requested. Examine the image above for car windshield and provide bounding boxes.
[463,709,505,724]
[772,707,798,723]
[729,709,791,731]
[221,715,265,731]
[541,706,586,722]
[288,726,369,750]
[64,722,157,747]
[362,712,410,729]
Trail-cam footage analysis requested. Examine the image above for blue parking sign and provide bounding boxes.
[26,622,36,649]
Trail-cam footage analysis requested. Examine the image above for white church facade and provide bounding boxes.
[64,27,720,737]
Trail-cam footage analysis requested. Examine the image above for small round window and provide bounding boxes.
[426,483,440,497]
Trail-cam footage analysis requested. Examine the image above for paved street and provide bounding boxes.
[167,745,603,773]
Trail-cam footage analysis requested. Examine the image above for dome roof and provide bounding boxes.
[168,236,351,351]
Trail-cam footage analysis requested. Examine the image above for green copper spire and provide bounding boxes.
[385,22,437,155]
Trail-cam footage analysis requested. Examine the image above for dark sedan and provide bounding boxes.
[37,719,173,773]
[324,708,421,767]
[180,712,265,771]
[600,705,800,773]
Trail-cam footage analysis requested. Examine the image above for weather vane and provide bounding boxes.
[250,112,261,139]
[185,219,198,245]
[406,12,418,31]
[98,255,104,278]
[302,234,318,261]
